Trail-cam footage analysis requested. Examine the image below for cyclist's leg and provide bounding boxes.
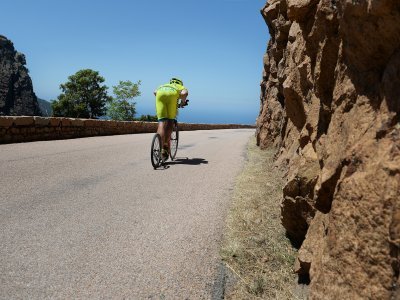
[165,120,174,149]
[165,98,178,148]
[155,93,169,150]
[157,120,168,146]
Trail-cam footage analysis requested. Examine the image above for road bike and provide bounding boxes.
[151,100,188,169]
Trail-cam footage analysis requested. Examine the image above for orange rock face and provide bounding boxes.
[256,0,400,298]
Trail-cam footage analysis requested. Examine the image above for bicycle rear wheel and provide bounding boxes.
[170,121,179,160]
[151,133,162,169]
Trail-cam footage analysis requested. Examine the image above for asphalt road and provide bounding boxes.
[0,129,254,299]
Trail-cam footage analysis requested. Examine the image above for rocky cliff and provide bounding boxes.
[0,35,41,116]
[256,0,400,298]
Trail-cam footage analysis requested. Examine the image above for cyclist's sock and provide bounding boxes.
[161,147,169,160]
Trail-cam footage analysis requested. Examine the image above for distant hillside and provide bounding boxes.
[37,98,52,116]
[0,35,41,116]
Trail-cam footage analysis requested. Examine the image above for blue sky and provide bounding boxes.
[1,0,269,124]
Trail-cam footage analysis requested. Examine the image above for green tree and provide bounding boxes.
[107,80,141,121]
[137,114,158,122]
[51,69,111,118]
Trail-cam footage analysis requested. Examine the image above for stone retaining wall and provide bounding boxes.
[0,116,255,144]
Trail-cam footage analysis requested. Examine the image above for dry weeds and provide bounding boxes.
[221,137,301,299]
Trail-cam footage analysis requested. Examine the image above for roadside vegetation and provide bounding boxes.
[107,80,141,121]
[50,69,154,121]
[221,137,299,299]
[51,69,112,119]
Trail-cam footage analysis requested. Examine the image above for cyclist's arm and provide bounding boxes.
[179,89,188,104]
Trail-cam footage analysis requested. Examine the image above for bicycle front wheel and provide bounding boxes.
[170,121,179,160]
[151,133,162,169]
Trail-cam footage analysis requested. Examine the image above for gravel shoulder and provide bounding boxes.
[220,137,308,299]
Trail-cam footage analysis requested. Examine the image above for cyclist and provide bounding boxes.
[153,77,188,159]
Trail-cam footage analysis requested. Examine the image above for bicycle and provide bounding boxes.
[150,100,188,169]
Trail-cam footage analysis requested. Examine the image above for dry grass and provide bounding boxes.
[221,137,300,299]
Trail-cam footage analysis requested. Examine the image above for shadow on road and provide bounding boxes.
[165,157,208,166]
